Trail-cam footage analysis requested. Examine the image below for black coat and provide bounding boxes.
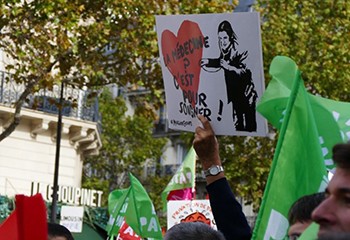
[207,178,252,240]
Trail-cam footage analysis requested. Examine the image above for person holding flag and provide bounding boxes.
[193,114,252,240]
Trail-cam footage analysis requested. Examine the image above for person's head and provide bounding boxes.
[312,143,350,237]
[317,231,350,240]
[164,222,226,240]
[287,192,325,239]
[48,223,74,240]
[217,20,237,54]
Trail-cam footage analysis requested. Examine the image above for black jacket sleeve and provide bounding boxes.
[206,178,252,240]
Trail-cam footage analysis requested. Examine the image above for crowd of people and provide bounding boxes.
[33,113,350,240]
[164,115,350,240]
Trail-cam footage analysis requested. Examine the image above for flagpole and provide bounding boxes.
[252,69,302,238]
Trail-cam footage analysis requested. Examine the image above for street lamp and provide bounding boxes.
[50,80,64,223]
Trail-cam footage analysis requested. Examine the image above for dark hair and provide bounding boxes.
[48,223,74,240]
[164,222,226,240]
[217,20,238,49]
[288,192,325,225]
[332,143,350,169]
[318,232,350,240]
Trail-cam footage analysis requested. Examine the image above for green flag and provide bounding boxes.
[256,57,350,171]
[106,173,163,239]
[107,188,129,215]
[161,146,196,211]
[308,94,350,170]
[252,56,328,239]
[298,222,319,240]
[126,173,163,239]
[106,187,131,236]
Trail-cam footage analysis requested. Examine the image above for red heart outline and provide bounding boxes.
[161,20,204,108]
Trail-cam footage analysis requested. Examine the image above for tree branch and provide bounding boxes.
[0,60,58,142]
[0,79,37,142]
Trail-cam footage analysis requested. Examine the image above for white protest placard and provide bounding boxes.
[156,13,267,136]
[60,205,84,233]
[167,200,216,230]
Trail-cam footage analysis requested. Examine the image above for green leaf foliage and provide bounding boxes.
[0,0,234,101]
[82,88,167,204]
[256,0,350,100]
[0,0,234,140]
[218,135,276,209]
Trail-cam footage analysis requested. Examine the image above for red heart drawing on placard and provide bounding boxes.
[161,20,204,108]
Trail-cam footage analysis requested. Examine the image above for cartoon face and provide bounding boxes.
[218,31,231,53]
[180,211,211,226]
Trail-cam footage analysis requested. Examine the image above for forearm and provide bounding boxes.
[193,115,251,239]
[227,64,244,74]
[207,178,252,240]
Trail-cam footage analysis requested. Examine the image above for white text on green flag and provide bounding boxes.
[126,173,163,239]
[252,56,328,240]
[106,188,130,236]
[106,173,163,239]
[256,56,350,171]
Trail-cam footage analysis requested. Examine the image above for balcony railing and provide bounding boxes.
[0,71,100,124]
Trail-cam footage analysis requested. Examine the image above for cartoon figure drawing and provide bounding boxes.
[201,20,257,132]
[180,211,212,226]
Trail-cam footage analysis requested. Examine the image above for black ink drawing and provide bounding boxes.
[201,20,258,132]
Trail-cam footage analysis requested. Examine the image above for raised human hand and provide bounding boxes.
[193,115,222,170]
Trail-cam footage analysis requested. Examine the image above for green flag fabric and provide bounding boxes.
[106,173,163,239]
[161,146,196,211]
[126,173,162,239]
[252,56,328,240]
[308,94,350,170]
[106,188,130,236]
[298,222,319,240]
[256,57,350,172]
[107,188,129,215]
